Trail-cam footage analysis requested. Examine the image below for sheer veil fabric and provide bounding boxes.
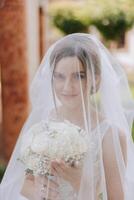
[0,33,134,200]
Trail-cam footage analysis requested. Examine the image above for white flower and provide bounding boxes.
[19,120,91,175]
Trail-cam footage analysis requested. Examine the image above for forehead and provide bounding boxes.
[54,56,85,73]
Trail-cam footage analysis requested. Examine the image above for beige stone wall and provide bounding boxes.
[0,0,29,161]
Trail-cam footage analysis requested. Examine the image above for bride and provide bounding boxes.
[0,33,134,200]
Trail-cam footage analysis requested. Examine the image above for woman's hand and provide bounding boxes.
[21,173,59,200]
[51,159,82,192]
[35,175,59,200]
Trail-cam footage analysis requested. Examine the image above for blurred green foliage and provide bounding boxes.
[88,0,134,44]
[49,2,90,34]
[49,0,134,44]
[0,164,6,182]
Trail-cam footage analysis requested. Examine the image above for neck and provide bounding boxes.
[59,105,101,129]
[57,105,95,128]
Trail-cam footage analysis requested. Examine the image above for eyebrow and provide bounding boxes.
[54,71,86,74]
[75,71,86,74]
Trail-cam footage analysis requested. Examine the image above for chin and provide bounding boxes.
[57,95,82,109]
[62,100,81,110]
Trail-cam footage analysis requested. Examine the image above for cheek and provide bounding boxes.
[53,81,63,94]
[76,80,87,95]
[82,80,87,90]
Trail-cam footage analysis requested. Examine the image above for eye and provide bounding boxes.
[74,73,86,80]
[53,72,65,80]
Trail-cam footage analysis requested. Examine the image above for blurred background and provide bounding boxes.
[0,0,134,181]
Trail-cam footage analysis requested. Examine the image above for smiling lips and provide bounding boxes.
[61,94,77,98]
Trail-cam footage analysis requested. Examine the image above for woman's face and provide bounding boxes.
[53,56,87,110]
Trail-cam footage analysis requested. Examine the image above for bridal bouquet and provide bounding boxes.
[19,120,90,176]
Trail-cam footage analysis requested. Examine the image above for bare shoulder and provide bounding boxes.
[102,126,127,164]
[102,126,127,144]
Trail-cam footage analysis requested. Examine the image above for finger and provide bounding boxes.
[35,175,59,192]
[51,160,64,169]
[25,173,34,181]
[34,175,44,184]
[51,161,63,177]
[51,160,71,180]
[53,163,64,176]
[44,177,59,190]
[40,187,59,199]
[60,160,70,170]
[51,165,59,177]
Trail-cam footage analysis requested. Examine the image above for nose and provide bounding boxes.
[62,78,73,93]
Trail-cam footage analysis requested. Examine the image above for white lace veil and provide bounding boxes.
[0,33,134,200]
